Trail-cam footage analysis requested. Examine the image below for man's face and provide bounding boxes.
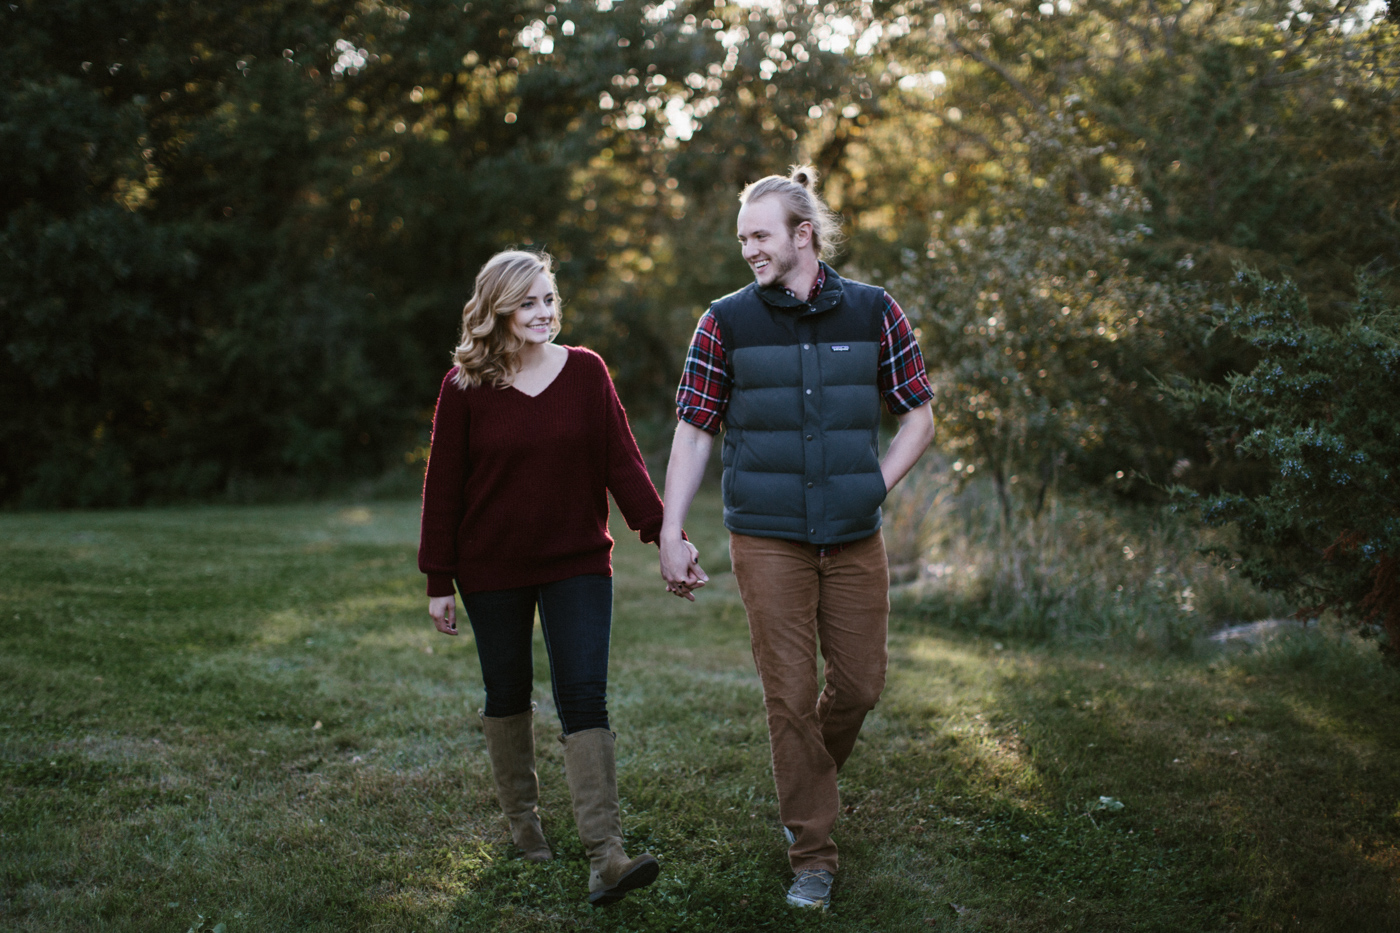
[737,196,802,290]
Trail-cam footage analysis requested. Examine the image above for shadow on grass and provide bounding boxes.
[869,607,1400,933]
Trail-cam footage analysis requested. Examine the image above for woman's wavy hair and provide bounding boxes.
[738,164,845,261]
[451,250,560,389]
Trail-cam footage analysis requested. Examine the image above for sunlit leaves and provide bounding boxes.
[897,143,1206,521]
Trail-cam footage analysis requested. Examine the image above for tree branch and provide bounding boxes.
[946,32,1048,117]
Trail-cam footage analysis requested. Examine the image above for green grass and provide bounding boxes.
[3,494,1399,932]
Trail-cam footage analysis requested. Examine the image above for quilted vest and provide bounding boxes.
[710,264,887,544]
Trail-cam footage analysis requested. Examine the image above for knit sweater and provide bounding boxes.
[418,346,665,597]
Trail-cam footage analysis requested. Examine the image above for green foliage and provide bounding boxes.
[5,0,1399,508]
[1174,268,1400,650]
[895,154,1207,519]
[0,0,856,505]
[2,1,441,504]
[832,0,1398,512]
[847,0,1400,305]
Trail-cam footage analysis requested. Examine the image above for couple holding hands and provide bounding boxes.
[417,166,936,910]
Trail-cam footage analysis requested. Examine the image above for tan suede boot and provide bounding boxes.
[560,728,659,906]
[480,707,552,862]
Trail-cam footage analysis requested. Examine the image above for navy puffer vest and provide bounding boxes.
[711,264,887,545]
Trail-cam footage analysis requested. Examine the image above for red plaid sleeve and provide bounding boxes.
[879,293,935,415]
[675,309,731,434]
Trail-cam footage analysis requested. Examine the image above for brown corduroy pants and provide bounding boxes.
[730,530,890,874]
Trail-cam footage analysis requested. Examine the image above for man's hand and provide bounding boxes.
[661,536,708,600]
[659,420,715,601]
[429,595,458,635]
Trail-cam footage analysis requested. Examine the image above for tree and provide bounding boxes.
[820,0,1397,505]
[0,0,856,504]
[841,0,1400,304]
[895,143,1206,523]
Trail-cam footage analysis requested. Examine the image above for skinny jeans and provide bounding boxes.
[730,530,890,875]
[460,573,613,735]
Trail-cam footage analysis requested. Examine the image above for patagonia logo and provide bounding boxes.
[830,345,850,352]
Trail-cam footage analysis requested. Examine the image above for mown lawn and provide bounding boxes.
[2,494,1398,932]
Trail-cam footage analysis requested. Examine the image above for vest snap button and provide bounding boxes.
[805,389,811,395]
[805,434,813,441]
[803,344,810,349]
[807,482,814,488]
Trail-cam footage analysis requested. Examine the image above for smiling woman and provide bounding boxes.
[447,251,563,391]
[416,248,705,907]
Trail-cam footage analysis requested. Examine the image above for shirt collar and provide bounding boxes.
[781,264,826,305]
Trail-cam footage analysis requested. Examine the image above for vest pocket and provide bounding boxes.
[825,471,887,521]
[728,469,805,519]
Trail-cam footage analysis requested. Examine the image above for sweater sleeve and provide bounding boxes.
[597,356,667,546]
[418,370,468,597]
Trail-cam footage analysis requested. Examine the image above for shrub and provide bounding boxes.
[1173,269,1400,655]
[893,159,1210,526]
[888,466,1287,650]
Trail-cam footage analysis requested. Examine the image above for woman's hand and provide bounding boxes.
[429,595,458,635]
[661,537,708,601]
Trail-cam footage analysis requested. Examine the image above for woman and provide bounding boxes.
[418,250,703,906]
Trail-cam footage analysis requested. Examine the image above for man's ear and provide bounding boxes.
[793,220,814,250]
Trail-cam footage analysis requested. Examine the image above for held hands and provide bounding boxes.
[660,536,709,601]
[429,595,458,635]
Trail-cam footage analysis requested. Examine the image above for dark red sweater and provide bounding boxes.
[418,347,665,597]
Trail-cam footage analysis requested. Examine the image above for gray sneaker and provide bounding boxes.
[786,869,833,909]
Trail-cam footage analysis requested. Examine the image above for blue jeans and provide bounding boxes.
[460,574,613,735]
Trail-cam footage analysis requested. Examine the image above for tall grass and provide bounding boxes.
[882,460,1291,650]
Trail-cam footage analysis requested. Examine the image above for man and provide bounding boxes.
[659,166,936,910]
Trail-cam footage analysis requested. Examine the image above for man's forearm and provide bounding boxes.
[661,420,713,540]
[881,403,936,492]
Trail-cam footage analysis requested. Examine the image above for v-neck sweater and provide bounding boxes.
[418,346,665,597]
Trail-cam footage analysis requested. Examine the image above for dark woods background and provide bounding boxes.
[3,0,1398,509]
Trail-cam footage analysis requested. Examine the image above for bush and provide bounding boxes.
[1173,268,1400,655]
[1227,625,1400,694]
[887,465,1288,650]
[893,156,1211,525]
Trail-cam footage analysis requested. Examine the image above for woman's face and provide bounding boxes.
[509,271,557,345]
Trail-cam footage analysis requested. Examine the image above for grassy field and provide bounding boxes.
[2,493,1399,932]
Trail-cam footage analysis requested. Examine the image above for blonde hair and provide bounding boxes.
[739,164,845,261]
[451,250,560,389]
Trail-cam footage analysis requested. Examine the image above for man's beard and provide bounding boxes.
[758,239,800,290]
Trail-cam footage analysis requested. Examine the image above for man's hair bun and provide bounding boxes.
[789,165,819,190]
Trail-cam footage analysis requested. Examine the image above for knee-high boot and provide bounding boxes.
[560,728,659,905]
[480,707,552,862]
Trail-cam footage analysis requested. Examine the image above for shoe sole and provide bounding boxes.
[588,856,660,907]
[786,893,830,910]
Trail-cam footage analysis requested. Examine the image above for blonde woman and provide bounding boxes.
[418,250,704,905]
